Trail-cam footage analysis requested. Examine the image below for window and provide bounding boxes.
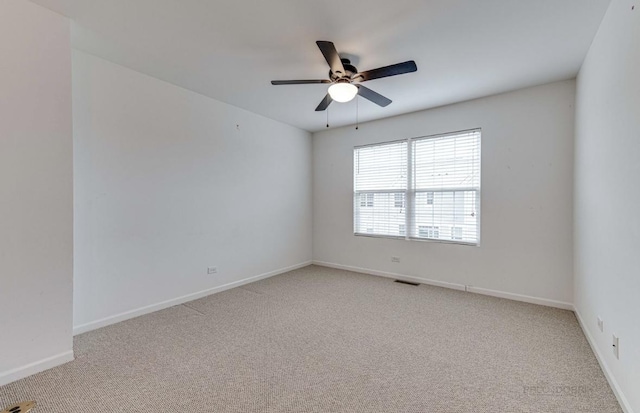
[354,129,481,245]
[353,140,407,238]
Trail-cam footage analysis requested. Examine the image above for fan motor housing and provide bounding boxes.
[330,58,358,82]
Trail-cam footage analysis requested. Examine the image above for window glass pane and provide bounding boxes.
[354,192,406,237]
[414,190,478,243]
[413,131,480,190]
[412,130,480,243]
[354,141,407,236]
[394,192,405,208]
[354,141,407,191]
[418,225,439,238]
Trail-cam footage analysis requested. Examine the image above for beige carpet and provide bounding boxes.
[0,265,622,412]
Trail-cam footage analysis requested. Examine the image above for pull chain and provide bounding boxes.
[326,107,329,128]
[355,97,359,130]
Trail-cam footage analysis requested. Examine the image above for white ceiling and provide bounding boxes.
[32,0,610,132]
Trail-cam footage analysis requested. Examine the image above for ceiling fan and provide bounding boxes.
[271,41,417,111]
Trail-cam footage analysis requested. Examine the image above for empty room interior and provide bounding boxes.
[1,0,639,412]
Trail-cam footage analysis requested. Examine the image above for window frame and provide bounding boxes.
[353,129,481,246]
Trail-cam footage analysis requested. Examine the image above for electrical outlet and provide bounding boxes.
[207,267,218,275]
[597,317,604,332]
[391,256,400,263]
[612,334,619,359]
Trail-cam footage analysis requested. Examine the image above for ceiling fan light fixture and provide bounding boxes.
[271,41,417,112]
[328,82,358,103]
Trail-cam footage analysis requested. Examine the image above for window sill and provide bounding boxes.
[354,232,479,247]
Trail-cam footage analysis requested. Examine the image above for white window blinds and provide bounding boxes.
[353,141,407,237]
[354,130,481,245]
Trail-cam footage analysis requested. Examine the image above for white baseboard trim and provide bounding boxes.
[312,260,467,291]
[73,261,312,336]
[0,350,74,387]
[574,308,634,413]
[466,286,573,310]
[311,260,572,310]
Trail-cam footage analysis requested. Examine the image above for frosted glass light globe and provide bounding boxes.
[328,82,358,103]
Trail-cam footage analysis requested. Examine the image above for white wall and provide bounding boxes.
[0,0,74,385]
[73,51,312,332]
[574,0,640,411]
[313,80,575,306]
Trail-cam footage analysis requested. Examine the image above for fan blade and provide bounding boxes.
[357,85,392,107]
[271,79,331,85]
[315,94,333,111]
[316,41,346,76]
[356,60,417,82]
